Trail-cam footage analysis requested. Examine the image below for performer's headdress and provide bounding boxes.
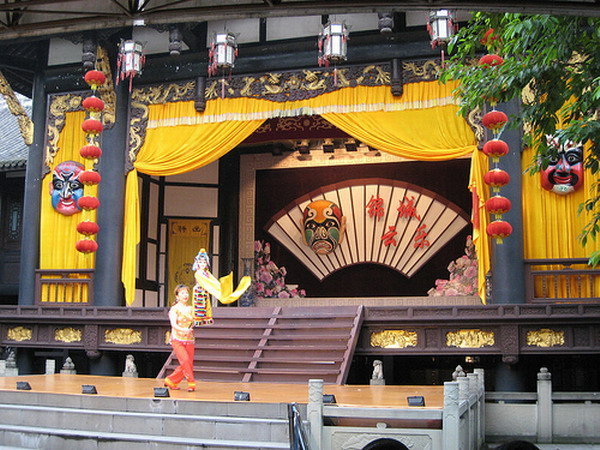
[192,248,210,270]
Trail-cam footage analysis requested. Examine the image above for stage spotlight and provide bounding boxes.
[344,138,358,152]
[154,387,170,398]
[323,394,336,404]
[234,391,250,401]
[81,384,97,395]
[296,139,310,155]
[407,396,425,407]
[322,139,334,153]
[16,381,31,391]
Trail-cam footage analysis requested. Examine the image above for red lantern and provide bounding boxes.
[487,220,513,244]
[84,70,106,90]
[82,119,103,135]
[79,170,102,186]
[484,169,510,192]
[485,195,512,218]
[479,54,504,67]
[480,28,498,47]
[76,239,98,253]
[482,110,508,132]
[80,145,102,159]
[82,96,105,113]
[78,196,100,211]
[482,139,509,162]
[77,221,100,236]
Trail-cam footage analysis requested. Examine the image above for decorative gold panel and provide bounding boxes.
[370,330,417,348]
[105,328,142,345]
[446,329,495,348]
[7,326,32,342]
[165,331,171,345]
[54,327,82,343]
[527,329,565,347]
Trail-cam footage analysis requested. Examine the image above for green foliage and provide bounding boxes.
[441,13,600,265]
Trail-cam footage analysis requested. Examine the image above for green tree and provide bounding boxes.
[441,12,600,265]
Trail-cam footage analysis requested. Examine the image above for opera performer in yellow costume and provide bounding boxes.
[164,249,250,391]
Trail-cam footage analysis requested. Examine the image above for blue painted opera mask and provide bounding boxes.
[50,160,84,216]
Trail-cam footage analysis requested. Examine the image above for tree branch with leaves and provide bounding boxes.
[440,12,600,265]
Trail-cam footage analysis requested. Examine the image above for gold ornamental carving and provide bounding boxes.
[105,328,142,345]
[0,70,33,145]
[45,93,84,169]
[7,326,32,342]
[527,329,565,348]
[165,331,171,345]
[54,327,82,343]
[370,330,417,348]
[446,329,495,348]
[95,46,116,129]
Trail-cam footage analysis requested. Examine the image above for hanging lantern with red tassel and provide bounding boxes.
[485,195,512,219]
[79,170,102,186]
[77,221,100,236]
[482,110,508,132]
[487,220,513,244]
[484,168,510,192]
[80,144,102,160]
[82,118,104,135]
[479,54,504,68]
[77,196,100,211]
[76,239,99,253]
[84,70,106,90]
[82,96,105,114]
[483,139,509,162]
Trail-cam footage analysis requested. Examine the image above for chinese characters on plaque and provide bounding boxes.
[367,194,430,249]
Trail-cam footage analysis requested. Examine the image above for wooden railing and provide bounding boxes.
[524,258,599,303]
[34,269,94,304]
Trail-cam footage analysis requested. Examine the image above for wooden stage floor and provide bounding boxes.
[0,374,444,409]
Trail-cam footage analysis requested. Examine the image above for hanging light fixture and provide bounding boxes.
[208,32,238,77]
[427,9,457,65]
[318,22,349,68]
[116,39,145,91]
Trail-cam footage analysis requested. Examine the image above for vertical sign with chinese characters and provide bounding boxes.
[167,219,211,305]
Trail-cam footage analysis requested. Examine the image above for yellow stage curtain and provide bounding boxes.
[522,144,598,299]
[39,110,97,302]
[469,150,491,301]
[167,219,210,306]
[122,80,481,305]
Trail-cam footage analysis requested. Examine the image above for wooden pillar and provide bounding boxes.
[18,42,49,305]
[93,64,129,306]
[490,99,526,304]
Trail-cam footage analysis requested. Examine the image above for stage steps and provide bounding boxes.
[0,390,294,449]
[158,305,364,384]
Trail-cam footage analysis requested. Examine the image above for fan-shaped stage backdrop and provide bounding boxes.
[265,178,469,281]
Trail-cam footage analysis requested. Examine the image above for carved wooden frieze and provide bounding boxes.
[7,326,32,342]
[104,328,142,345]
[54,327,82,343]
[370,330,417,348]
[446,329,495,348]
[0,70,33,145]
[526,328,565,347]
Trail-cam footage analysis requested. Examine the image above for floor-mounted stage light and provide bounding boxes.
[154,387,170,398]
[16,381,31,391]
[323,394,336,404]
[81,384,97,395]
[407,396,425,407]
[234,391,250,401]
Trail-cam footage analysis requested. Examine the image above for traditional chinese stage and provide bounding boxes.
[0,374,444,409]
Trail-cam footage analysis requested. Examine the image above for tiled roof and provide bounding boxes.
[0,94,30,171]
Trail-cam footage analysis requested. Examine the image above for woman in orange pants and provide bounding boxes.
[164,284,196,392]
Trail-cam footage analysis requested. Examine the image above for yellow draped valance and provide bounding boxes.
[122,80,481,305]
